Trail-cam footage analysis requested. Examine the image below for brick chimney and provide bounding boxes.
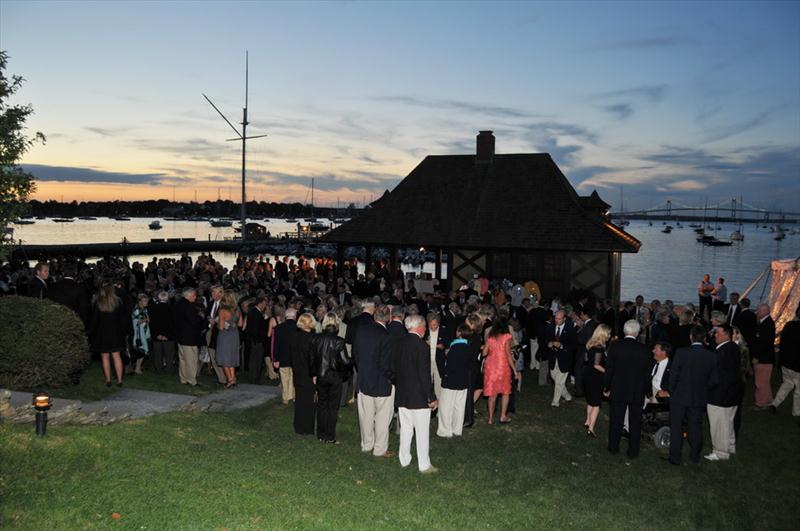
[476,130,495,164]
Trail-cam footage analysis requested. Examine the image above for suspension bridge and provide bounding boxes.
[609,199,800,224]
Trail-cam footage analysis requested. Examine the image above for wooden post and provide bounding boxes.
[445,248,454,291]
[389,246,399,279]
[336,244,345,278]
[434,248,442,280]
[365,245,373,275]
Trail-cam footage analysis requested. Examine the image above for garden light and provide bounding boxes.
[32,392,52,437]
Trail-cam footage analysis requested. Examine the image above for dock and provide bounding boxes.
[9,236,330,261]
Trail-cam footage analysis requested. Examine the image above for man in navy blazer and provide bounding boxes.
[604,320,651,458]
[353,305,395,458]
[544,310,576,406]
[667,325,719,465]
[705,324,742,461]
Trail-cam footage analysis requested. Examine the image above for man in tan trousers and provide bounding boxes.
[273,307,297,404]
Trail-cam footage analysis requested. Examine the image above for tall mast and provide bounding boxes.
[203,50,267,241]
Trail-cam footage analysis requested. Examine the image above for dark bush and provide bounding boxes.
[0,296,90,389]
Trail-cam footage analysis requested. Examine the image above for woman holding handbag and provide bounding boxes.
[131,293,151,375]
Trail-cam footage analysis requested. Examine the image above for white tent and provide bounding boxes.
[742,257,800,334]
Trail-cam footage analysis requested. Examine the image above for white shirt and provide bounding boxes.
[651,358,669,398]
[429,328,439,377]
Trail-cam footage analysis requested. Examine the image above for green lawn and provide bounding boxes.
[1,373,798,530]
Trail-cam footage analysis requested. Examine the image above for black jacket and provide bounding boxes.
[345,311,374,345]
[387,320,407,337]
[312,330,352,379]
[668,344,719,407]
[273,318,297,367]
[28,277,48,299]
[48,278,90,328]
[173,297,205,346]
[440,340,471,390]
[733,309,757,348]
[353,321,393,397]
[779,321,800,371]
[394,332,435,408]
[244,307,268,342]
[290,329,315,388]
[149,301,174,340]
[603,337,651,403]
[708,341,743,407]
[543,321,576,372]
[752,316,776,364]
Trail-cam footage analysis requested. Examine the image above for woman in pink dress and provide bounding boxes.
[482,315,520,424]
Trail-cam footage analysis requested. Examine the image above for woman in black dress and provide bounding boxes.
[89,282,129,387]
[582,324,612,437]
[290,313,317,435]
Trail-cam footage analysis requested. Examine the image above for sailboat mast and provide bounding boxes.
[240,51,249,240]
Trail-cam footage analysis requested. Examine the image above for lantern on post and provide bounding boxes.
[32,392,52,437]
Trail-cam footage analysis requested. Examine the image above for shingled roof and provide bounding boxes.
[323,149,640,253]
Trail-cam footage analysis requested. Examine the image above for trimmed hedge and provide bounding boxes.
[0,296,90,389]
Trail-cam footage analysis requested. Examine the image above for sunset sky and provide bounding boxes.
[2,1,799,210]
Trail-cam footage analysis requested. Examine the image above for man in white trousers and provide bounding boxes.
[394,314,438,473]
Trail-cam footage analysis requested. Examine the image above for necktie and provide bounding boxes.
[556,326,562,339]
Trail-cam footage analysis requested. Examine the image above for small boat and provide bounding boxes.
[696,234,715,243]
[730,230,744,241]
[694,227,705,234]
[114,215,131,221]
[209,219,233,227]
[13,219,35,225]
[78,216,97,220]
[331,218,349,224]
[704,238,733,247]
[661,226,673,233]
[774,230,786,241]
[688,223,701,228]
[648,221,653,226]
[676,222,682,228]
[286,218,298,223]
[53,217,75,223]
[148,220,163,230]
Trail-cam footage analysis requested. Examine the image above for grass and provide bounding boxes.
[1,372,798,530]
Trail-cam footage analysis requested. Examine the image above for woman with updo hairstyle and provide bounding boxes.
[216,290,241,388]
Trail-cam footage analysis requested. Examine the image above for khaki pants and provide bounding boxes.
[178,344,199,385]
[550,366,572,406]
[437,388,467,438]
[357,388,395,456]
[773,366,800,416]
[205,329,227,384]
[279,367,295,403]
[707,404,737,459]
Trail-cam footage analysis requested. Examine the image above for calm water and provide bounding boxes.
[11,218,800,303]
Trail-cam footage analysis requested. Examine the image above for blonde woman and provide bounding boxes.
[583,324,612,437]
[216,290,241,389]
[89,282,128,387]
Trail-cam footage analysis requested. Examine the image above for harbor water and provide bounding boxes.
[10,218,800,303]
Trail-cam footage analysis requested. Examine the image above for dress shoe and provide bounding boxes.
[377,451,396,458]
[420,466,439,475]
[704,452,728,461]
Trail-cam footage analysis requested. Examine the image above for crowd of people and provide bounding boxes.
[4,254,799,470]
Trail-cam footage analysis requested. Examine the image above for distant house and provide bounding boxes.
[322,131,640,301]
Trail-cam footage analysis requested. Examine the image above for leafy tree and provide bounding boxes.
[1,50,45,260]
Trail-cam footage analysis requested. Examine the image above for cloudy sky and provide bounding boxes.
[2,1,799,210]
